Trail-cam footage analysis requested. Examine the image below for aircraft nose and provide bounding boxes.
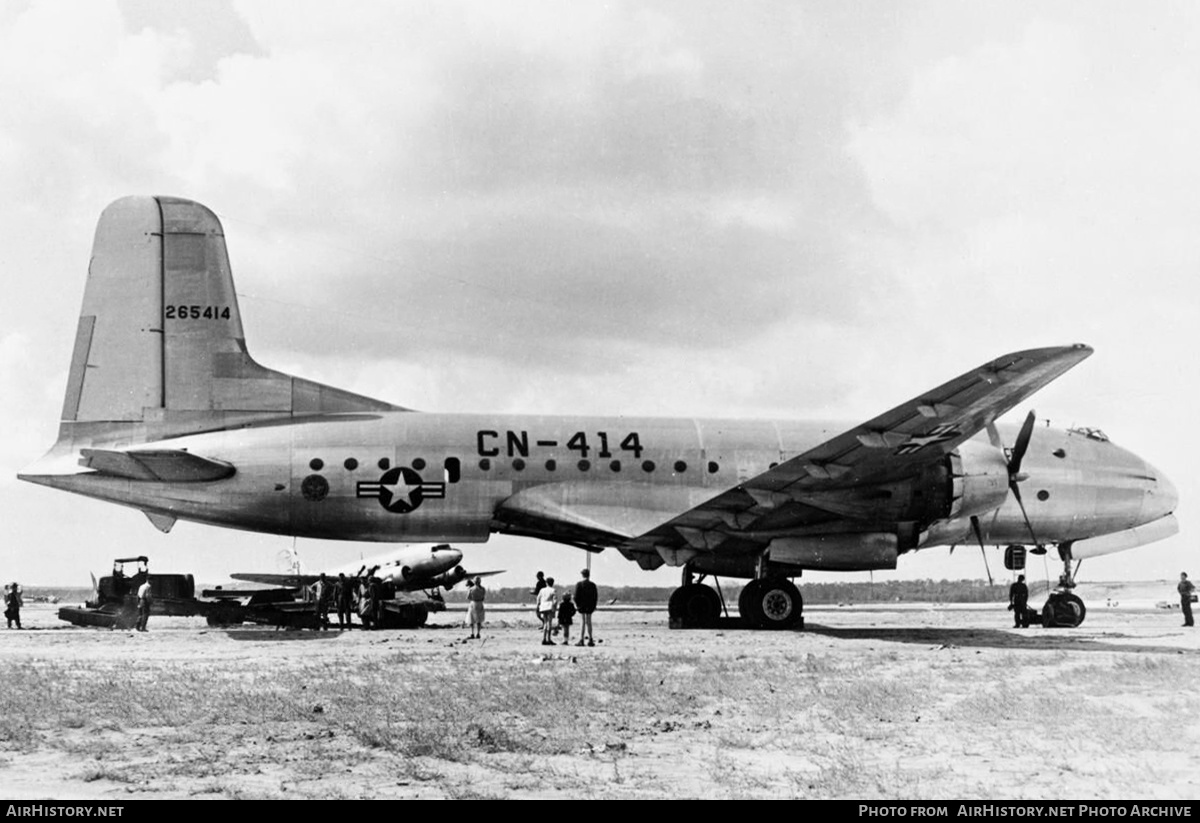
[434,546,463,565]
[1142,462,1178,524]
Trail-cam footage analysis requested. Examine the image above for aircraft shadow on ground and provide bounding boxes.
[222,630,344,641]
[802,623,1192,655]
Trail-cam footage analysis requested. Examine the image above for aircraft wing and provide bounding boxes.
[625,345,1093,554]
[230,573,318,588]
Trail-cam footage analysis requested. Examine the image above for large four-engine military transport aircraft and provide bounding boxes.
[19,196,1179,629]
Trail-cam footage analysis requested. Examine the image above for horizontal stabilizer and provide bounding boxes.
[79,448,235,482]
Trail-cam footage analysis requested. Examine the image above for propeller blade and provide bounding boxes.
[1008,410,1037,477]
[970,515,994,586]
[1009,480,1040,547]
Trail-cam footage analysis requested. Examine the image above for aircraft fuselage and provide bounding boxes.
[25,412,1172,569]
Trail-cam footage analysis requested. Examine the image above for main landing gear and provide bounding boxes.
[668,568,804,630]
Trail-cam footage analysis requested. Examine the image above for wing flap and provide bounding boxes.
[495,482,723,543]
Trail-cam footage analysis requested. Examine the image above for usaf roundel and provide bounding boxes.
[356,467,446,514]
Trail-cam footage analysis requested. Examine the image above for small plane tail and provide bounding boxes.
[55,196,401,446]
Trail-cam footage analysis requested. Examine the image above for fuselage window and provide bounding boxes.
[309,458,324,471]
[344,458,358,471]
[1053,449,1066,459]
[378,457,390,470]
[444,457,461,483]
[674,460,687,473]
[513,458,526,471]
[707,461,719,474]
[610,460,621,472]
[642,460,655,473]
[1037,490,1050,501]
[578,459,591,472]
[545,459,557,471]
[479,458,491,471]
[412,457,426,471]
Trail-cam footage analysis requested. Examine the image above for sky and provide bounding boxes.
[0,0,1195,592]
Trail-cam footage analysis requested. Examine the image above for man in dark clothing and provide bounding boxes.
[1009,575,1029,628]
[1179,572,1195,627]
[334,573,354,629]
[314,573,331,630]
[574,568,599,646]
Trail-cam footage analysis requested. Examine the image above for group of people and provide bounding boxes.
[311,572,393,630]
[532,568,598,647]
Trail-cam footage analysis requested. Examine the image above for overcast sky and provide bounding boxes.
[1,0,1195,592]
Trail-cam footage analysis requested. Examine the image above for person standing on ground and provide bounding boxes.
[467,576,486,639]
[314,572,331,630]
[334,573,353,629]
[537,576,558,646]
[574,568,598,646]
[4,583,22,629]
[135,575,152,632]
[1009,574,1029,628]
[1179,572,1195,627]
[557,591,576,646]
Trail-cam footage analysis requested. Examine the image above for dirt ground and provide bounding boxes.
[0,584,1197,800]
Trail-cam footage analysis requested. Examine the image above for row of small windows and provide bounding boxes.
[308,456,722,475]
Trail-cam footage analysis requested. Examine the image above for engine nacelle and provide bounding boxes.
[947,440,1010,520]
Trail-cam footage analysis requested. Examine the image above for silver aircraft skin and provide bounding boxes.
[19,196,1179,629]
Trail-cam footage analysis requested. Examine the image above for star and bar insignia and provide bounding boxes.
[894,424,962,456]
[356,467,446,513]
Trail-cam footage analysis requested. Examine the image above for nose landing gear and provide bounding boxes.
[1040,547,1086,628]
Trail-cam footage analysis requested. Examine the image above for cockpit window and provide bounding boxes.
[1068,427,1109,442]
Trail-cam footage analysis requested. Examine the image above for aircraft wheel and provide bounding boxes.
[668,584,720,626]
[738,580,763,622]
[1041,593,1086,628]
[742,578,803,630]
[1061,593,1086,627]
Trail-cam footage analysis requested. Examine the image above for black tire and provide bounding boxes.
[741,578,803,630]
[1061,593,1086,627]
[738,580,763,623]
[1041,593,1086,628]
[668,584,721,626]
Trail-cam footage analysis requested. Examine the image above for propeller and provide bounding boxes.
[1005,410,1041,548]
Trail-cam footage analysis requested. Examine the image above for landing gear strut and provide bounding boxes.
[1041,546,1086,628]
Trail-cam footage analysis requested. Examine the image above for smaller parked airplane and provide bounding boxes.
[230,544,501,592]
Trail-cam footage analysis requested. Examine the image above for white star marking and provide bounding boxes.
[382,479,420,507]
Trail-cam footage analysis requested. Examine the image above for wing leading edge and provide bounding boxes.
[624,345,1093,560]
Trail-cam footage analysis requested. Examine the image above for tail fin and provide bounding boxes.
[58,196,400,445]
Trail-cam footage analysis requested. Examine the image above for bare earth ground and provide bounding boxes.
[0,582,1197,800]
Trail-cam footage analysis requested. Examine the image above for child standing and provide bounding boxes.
[557,592,576,646]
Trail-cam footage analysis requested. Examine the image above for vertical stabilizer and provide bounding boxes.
[57,195,401,446]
